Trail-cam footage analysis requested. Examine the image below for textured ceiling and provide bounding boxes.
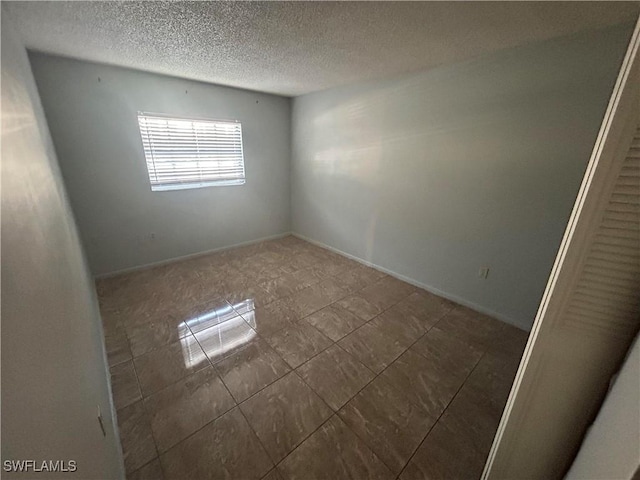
[6,1,640,97]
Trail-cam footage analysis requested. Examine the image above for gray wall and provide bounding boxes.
[291,24,632,330]
[1,11,124,479]
[30,54,292,277]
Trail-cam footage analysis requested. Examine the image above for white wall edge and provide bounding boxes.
[292,232,529,332]
[95,232,292,279]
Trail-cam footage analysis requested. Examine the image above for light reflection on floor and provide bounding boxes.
[180,299,257,368]
[101,236,529,478]
[178,334,209,369]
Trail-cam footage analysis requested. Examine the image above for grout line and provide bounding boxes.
[123,307,462,478]
[396,350,488,479]
[246,275,419,383]
[144,367,322,475]
[245,369,335,468]
[105,236,496,478]
[268,292,452,475]
[226,380,278,471]
[126,457,161,479]
[116,263,435,417]
[126,284,411,472]
[325,326,436,475]
[271,312,429,477]
[126,302,452,479]
[271,412,339,473]
[274,299,463,476]
[128,351,162,475]
[235,405,278,471]
[125,312,229,477]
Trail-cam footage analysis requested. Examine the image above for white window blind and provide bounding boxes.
[137,113,245,191]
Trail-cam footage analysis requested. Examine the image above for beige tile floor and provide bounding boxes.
[97,236,528,480]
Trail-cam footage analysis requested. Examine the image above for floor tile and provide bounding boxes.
[101,309,125,338]
[388,290,454,330]
[276,235,306,248]
[278,415,393,480]
[224,284,278,310]
[215,339,291,402]
[285,288,330,319]
[194,316,258,363]
[400,416,486,480]
[332,264,386,293]
[296,345,374,411]
[117,400,157,474]
[244,264,289,285]
[144,366,235,452]
[312,256,354,277]
[119,292,183,329]
[96,236,526,480]
[105,330,132,367]
[335,294,383,322]
[228,297,256,316]
[280,252,320,273]
[96,271,139,301]
[261,469,284,480]
[410,326,483,382]
[240,372,332,463]
[181,298,238,334]
[304,303,366,342]
[441,385,504,455]
[198,266,236,291]
[338,376,437,474]
[265,322,333,368]
[290,266,330,289]
[285,279,347,318]
[338,322,407,373]
[490,322,530,357]
[110,360,141,410]
[126,314,190,358]
[241,299,300,336]
[372,308,425,348]
[402,381,503,480]
[160,407,272,480]
[134,336,209,396]
[358,276,416,311]
[128,458,164,480]
[436,305,505,351]
[171,286,228,319]
[221,270,254,292]
[381,349,467,418]
[463,351,521,412]
[316,277,352,302]
[259,273,303,299]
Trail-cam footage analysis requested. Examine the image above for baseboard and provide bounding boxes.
[96,229,527,330]
[292,232,528,332]
[95,231,292,279]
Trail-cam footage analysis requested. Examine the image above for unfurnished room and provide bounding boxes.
[2,2,640,479]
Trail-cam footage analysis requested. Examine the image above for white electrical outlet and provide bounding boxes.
[479,267,490,279]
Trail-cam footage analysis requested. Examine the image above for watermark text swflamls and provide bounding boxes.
[3,460,77,473]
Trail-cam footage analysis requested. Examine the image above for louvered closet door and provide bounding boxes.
[484,21,640,479]
[564,127,640,337]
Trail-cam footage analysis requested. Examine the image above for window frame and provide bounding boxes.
[137,111,246,192]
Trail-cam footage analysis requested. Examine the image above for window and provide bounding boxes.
[137,112,245,191]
